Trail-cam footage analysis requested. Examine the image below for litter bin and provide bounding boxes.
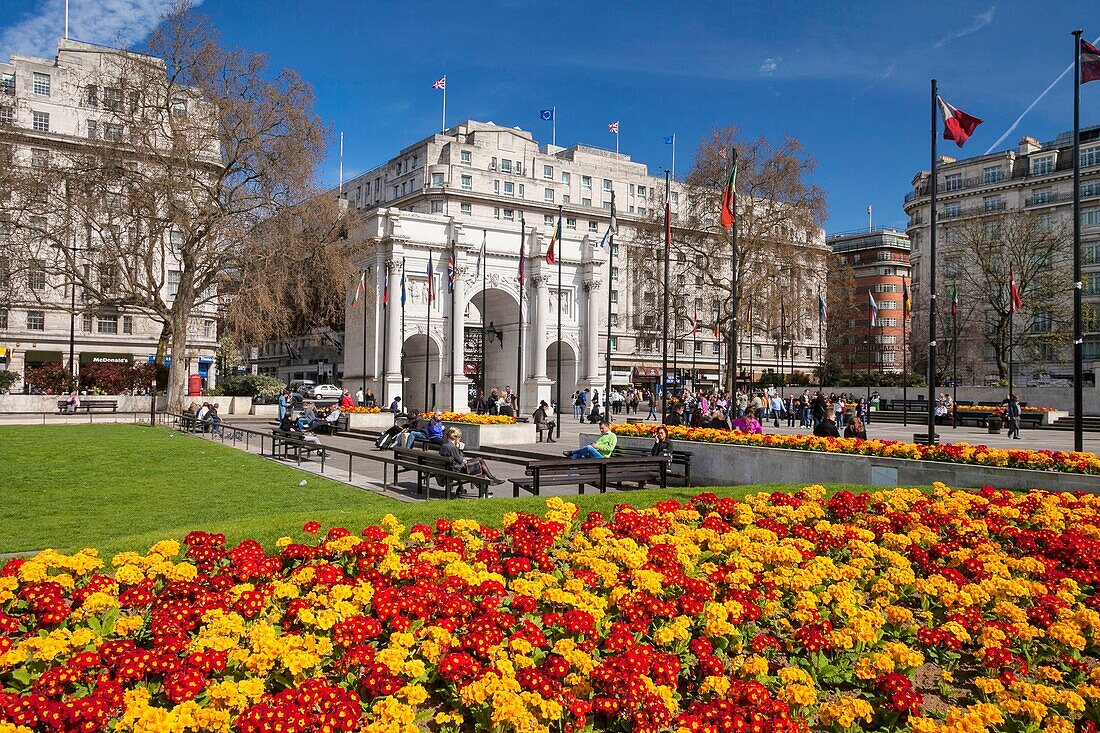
[188,373,203,396]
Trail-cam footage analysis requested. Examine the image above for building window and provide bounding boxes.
[105,123,123,142]
[878,300,898,310]
[518,184,525,198]
[611,266,619,280]
[944,173,962,191]
[493,180,500,194]
[562,194,570,204]
[1031,312,1053,333]
[581,197,592,207]
[588,221,598,232]
[122,315,133,334]
[503,208,514,221]
[493,207,500,219]
[460,203,472,215]
[1032,155,1055,175]
[1032,187,1053,205]
[31,148,48,168]
[170,98,188,118]
[561,171,570,184]
[500,159,512,173]
[460,174,472,190]
[28,262,46,290]
[168,269,181,298]
[610,313,618,327]
[0,73,13,95]
[544,214,553,226]
[878,318,898,327]
[1082,146,1100,168]
[602,179,612,191]
[0,309,6,329]
[944,202,961,218]
[582,175,592,188]
[98,314,118,334]
[982,166,1004,184]
[873,283,898,293]
[32,72,50,96]
[86,120,97,139]
[544,188,554,202]
[877,251,892,261]
[543,165,553,179]
[430,200,444,213]
[566,217,576,230]
[504,181,514,195]
[431,172,444,186]
[0,106,11,126]
[712,342,720,354]
[602,202,612,210]
[32,112,49,132]
[983,196,1004,212]
[460,150,471,165]
[204,319,215,338]
[80,312,92,332]
[610,289,618,303]
[27,310,45,331]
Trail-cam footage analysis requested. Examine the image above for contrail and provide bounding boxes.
[985,35,1100,154]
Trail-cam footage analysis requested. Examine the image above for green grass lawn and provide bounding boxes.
[4,424,913,558]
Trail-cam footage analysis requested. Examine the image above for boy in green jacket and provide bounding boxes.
[565,421,617,459]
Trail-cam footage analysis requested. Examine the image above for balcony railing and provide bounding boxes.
[905,158,1100,204]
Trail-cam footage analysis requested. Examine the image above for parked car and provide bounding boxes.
[310,384,343,400]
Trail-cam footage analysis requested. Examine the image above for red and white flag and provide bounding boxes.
[869,292,879,327]
[1009,270,1023,314]
[608,121,619,133]
[1083,37,1100,84]
[432,76,446,90]
[938,96,982,148]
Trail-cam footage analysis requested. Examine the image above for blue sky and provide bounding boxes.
[2,0,1097,232]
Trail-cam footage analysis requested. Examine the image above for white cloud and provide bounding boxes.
[0,0,203,60]
[759,57,779,75]
[932,5,996,50]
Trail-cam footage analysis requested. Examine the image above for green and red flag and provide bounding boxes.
[719,150,737,230]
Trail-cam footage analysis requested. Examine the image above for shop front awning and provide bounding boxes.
[632,367,661,378]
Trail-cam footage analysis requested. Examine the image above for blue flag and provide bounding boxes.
[540,109,554,121]
[663,135,674,144]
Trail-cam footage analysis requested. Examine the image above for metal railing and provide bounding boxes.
[159,412,488,500]
[0,410,153,425]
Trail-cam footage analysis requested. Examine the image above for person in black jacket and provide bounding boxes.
[664,404,686,426]
[533,401,556,443]
[814,404,841,438]
[650,425,672,457]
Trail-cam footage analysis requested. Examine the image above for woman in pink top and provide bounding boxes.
[731,407,763,434]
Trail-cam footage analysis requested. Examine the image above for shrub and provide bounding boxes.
[218,373,285,400]
[0,370,19,393]
[24,364,74,393]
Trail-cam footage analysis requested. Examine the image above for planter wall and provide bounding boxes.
[825,384,1100,416]
[443,421,534,450]
[347,412,398,431]
[249,404,279,417]
[582,433,1100,494]
[0,394,165,413]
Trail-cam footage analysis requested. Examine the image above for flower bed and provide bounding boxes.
[954,405,1057,413]
[342,406,383,414]
[3,486,1100,732]
[611,423,1100,475]
[439,411,516,425]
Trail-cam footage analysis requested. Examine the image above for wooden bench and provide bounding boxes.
[510,456,668,498]
[57,398,118,413]
[612,446,692,486]
[390,445,491,499]
[312,412,350,435]
[270,429,324,461]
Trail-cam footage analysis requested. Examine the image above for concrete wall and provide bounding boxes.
[821,380,1100,416]
[583,433,1100,493]
[443,422,535,450]
[0,394,166,413]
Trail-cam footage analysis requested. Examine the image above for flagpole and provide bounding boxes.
[672,134,676,181]
[729,149,739,397]
[818,295,823,389]
[952,293,958,429]
[1008,277,1015,403]
[64,0,69,39]
[866,296,872,413]
[339,132,344,197]
[441,80,447,134]
[868,204,872,233]
[748,297,754,392]
[555,204,563,440]
[481,230,487,407]
[902,278,908,427]
[604,191,615,423]
[552,106,557,147]
[661,170,670,422]
[425,261,432,411]
[692,306,698,391]
[616,129,620,156]
[926,79,940,445]
[381,273,389,406]
[1072,29,1085,452]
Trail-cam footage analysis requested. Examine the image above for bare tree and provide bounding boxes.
[0,3,326,408]
[942,210,1071,381]
[626,127,828,389]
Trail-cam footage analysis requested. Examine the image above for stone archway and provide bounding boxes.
[546,340,579,416]
[401,333,442,413]
[466,287,522,402]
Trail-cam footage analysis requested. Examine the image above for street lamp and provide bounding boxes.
[66,241,96,377]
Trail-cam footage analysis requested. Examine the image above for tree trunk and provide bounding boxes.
[155,323,171,365]
[166,309,192,413]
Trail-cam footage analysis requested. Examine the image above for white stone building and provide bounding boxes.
[903,128,1100,383]
[339,120,828,411]
[0,40,219,390]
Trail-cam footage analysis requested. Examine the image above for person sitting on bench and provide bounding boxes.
[406,411,444,449]
[533,400,556,443]
[278,411,298,433]
[439,427,504,485]
[565,421,617,459]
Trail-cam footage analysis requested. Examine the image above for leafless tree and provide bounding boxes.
[0,3,326,409]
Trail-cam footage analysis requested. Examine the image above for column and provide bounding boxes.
[448,265,471,411]
[383,259,402,385]
[584,279,601,381]
[532,274,549,378]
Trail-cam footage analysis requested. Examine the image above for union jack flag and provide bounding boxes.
[447,253,455,293]
[608,120,619,133]
[432,75,446,90]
